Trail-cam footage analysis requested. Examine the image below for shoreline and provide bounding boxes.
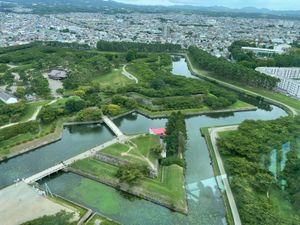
[0,106,256,163]
[201,125,241,225]
[67,168,188,215]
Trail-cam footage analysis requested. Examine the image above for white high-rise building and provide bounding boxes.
[256,67,300,99]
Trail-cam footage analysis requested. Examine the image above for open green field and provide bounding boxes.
[92,68,134,89]
[70,157,187,213]
[101,134,160,166]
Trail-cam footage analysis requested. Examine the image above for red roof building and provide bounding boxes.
[149,128,166,136]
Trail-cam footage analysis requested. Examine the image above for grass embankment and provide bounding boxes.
[0,118,64,160]
[70,135,186,213]
[200,127,234,225]
[136,100,254,117]
[187,54,300,115]
[48,195,87,217]
[86,214,121,225]
[71,158,186,213]
[92,68,134,89]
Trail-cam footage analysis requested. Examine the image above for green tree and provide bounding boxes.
[65,99,86,113]
[126,49,137,62]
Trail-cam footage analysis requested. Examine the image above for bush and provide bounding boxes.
[160,156,185,167]
[65,99,86,112]
[75,108,102,121]
[0,121,39,142]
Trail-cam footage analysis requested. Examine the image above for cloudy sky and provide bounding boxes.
[113,0,300,10]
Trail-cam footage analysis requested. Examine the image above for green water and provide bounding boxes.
[0,124,114,188]
[39,106,287,225]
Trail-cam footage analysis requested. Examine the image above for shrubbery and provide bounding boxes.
[0,121,39,142]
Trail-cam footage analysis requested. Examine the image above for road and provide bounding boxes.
[209,125,241,225]
[185,54,298,116]
[122,65,138,84]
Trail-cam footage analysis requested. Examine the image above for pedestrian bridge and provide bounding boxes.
[24,138,119,184]
[102,116,124,137]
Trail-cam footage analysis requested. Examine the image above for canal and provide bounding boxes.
[0,57,288,225]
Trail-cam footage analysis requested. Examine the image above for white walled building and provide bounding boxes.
[0,90,18,104]
[256,67,300,99]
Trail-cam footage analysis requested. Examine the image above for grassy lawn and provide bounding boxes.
[101,134,160,166]
[20,100,50,122]
[72,158,119,182]
[50,96,81,108]
[92,68,134,89]
[70,158,187,213]
[86,214,121,225]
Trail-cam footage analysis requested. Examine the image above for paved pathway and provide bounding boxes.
[122,65,138,83]
[209,125,241,225]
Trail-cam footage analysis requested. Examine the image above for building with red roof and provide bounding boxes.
[149,128,166,136]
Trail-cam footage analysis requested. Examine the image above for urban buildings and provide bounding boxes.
[1,12,299,58]
[256,67,300,98]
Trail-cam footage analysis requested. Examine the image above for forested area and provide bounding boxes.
[0,42,117,95]
[218,116,300,225]
[188,46,279,89]
[229,40,300,68]
[97,40,182,53]
[162,112,187,167]
[0,102,26,125]
[123,54,239,110]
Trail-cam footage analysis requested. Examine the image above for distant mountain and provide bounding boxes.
[1,0,300,19]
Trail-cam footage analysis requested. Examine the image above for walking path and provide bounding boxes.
[24,138,119,184]
[185,54,298,116]
[0,99,58,130]
[208,125,241,225]
[102,116,124,137]
[122,65,138,83]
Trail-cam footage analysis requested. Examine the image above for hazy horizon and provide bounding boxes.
[113,0,300,10]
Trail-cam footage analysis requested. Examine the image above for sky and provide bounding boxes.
[113,0,300,10]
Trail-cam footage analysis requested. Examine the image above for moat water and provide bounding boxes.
[0,58,288,225]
